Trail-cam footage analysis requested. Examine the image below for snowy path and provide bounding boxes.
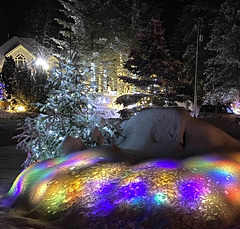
[0,145,25,195]
[0,118,26,194]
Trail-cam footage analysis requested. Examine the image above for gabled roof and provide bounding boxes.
[6,44,35,59]
[0,36,35,66]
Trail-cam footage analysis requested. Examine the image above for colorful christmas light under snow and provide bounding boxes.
[1,150,240,227]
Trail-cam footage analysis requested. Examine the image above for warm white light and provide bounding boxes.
[15,105,26,112]
[35,58,49,70]
[87,104,92,109]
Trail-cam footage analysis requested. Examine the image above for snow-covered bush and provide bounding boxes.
[15,59,121,167]
[203,87,239,105]
[0,56,49,110]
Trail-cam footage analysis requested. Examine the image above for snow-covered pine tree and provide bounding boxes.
[55,0,134,93]
[204,0,240,104]
[15,58,121,167]
[170,0,223,102]
[55,0,159,94]
[116,18,187,118]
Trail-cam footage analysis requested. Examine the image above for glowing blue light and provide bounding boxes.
[119,181,147,202]
[207,170,235,186]
[92,182,115,216]
[131,196,146,207]
[155,160,179,169]
[179,180,204,201]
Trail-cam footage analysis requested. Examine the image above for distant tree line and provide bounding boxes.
[170,0,240,105]
[1,0,239,112]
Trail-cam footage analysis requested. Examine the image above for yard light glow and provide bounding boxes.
[35,58,49,70]
[15,105,26,112]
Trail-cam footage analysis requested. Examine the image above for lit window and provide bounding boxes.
[15,53,26,66]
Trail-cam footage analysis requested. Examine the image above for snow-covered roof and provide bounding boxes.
[0,36,35,67]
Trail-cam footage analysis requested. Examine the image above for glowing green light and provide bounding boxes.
[154,192,167,205]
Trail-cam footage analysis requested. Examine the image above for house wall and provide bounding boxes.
[6,45,35,65]
[0,45,36,72]
[0,45,58,73]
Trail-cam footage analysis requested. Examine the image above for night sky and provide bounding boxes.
[0,0,183,45]
[0,0,56,44]
[0,0,31,41]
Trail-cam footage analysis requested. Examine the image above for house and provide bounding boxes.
[0,36,137,95]
[0,37,142,115]
[0,36,58,72]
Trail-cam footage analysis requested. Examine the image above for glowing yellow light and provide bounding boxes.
[31,182,48,204]
[15,105,26,112]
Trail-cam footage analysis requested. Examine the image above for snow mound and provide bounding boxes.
[116,107,240,159]
[1,151,240,228]
[1,108,240,228]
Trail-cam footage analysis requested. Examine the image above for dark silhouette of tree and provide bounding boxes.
[0,56,49,110]
[20,0,61,48]
[116,18,188,118]
[203,0,240,104]
[13,65,48,109]
[0,9,10,45]
[169,0,224,103]
[0,56,16,98]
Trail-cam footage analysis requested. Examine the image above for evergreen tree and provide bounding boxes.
[0,56,16,98]
[12,64,49,110]
[116,18,187,118]
[12,64,33,107]
[54,0,153,93]
[0,56,49,109]
[15,58,121,167]
[20,0,61,48]
[204,0,240,104]
[170,0,223,101]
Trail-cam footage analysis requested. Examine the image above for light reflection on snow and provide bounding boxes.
[1,152,240,225]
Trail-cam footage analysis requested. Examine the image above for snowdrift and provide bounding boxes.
[116,107,240,158]
[1,108,240,229]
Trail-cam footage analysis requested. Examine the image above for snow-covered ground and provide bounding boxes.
[1,108,240,228]
[200,117,240,140]
[0,110,36,120]
[0,110,37,147]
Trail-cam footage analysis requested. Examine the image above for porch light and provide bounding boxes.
[35,58,49,70]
